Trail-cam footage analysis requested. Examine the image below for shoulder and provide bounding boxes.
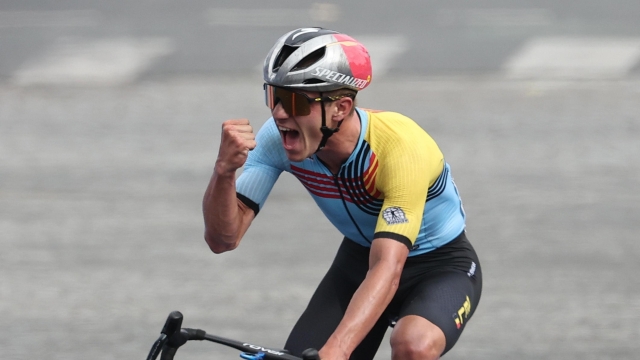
[253,118,283,148]
[247,118,290,169]
[359,109,432,146]
[359,109,423,133]
[255,117,279,138]
[358,109,443,170]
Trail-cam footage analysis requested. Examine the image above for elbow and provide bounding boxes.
[204,231,239,254]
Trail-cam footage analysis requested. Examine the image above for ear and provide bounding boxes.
[332,97,353,121]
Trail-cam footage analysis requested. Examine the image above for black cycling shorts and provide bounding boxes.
[284,231,482,359]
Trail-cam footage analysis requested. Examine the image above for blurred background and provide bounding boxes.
[1,1,639,359]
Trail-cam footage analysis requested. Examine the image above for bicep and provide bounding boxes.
[236,196,257,239]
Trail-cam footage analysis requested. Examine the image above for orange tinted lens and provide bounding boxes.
[267,86,311,116]
[273,87,293,115]
[291,92,312,116]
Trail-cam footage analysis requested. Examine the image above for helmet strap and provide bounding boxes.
[315,92,343,152]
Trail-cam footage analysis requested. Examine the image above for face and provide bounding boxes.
[264,85,353,162]
[271,92,325,162]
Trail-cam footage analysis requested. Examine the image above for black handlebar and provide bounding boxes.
[147,311,320,360]
[146,311,184,360]
[161,311,183,337]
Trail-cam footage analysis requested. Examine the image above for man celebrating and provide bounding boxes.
[203,27,482,360]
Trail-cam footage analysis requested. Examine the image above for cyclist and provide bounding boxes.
[202,27,482,360]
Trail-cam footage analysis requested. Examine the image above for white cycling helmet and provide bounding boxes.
[263,27,372,92]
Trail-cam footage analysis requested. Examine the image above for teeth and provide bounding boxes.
[278,126,293,132]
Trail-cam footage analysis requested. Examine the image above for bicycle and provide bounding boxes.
[146,311,321,360]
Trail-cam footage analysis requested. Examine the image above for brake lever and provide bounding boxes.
[146,311,184,360]
[146,334,167,360]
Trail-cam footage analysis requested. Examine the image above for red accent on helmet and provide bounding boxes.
[334,34,372,90]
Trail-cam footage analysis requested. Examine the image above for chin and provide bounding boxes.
[286,154,307,163]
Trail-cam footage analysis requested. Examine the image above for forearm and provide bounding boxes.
[324,261,400,358]
[202,164,245,252]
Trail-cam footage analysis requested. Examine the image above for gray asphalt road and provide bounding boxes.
[1,76,639,360]
[2,1,640,80]
[1,1,640,360]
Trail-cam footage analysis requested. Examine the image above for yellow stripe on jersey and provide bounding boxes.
[364,110,445,244]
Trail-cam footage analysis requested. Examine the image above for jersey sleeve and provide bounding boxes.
[235,118,289,215]
[369,112,444,248]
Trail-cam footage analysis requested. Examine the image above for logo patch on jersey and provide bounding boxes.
[382,207,408,225]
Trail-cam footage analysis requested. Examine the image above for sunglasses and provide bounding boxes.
[264,84,353,116]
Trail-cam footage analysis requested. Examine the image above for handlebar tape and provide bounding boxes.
[185,328,206,341]
[159,346,177,360]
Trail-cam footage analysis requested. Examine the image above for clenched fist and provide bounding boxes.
[215,119,257,175]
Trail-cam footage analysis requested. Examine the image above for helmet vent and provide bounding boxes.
[292,47,326,71]
[302,78,326,85]
[273,45,296,72]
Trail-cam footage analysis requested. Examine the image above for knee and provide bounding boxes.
[390,332,442,360]
[391,339,441,360]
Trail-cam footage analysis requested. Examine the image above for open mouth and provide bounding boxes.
[278,126,300,150]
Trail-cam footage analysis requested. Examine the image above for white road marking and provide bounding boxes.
[504,37,640,79]
[207,4,339,26]
[0,10,99,28]
[437,8,554,27]
[13,37,175,86]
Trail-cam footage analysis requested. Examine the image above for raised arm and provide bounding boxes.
[203,119,256,253]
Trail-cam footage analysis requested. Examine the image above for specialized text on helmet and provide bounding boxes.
[312,67,369,89]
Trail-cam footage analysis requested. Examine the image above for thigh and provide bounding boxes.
[396,268,482,355]
[283,265,351,356]
[285,238,389,359]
